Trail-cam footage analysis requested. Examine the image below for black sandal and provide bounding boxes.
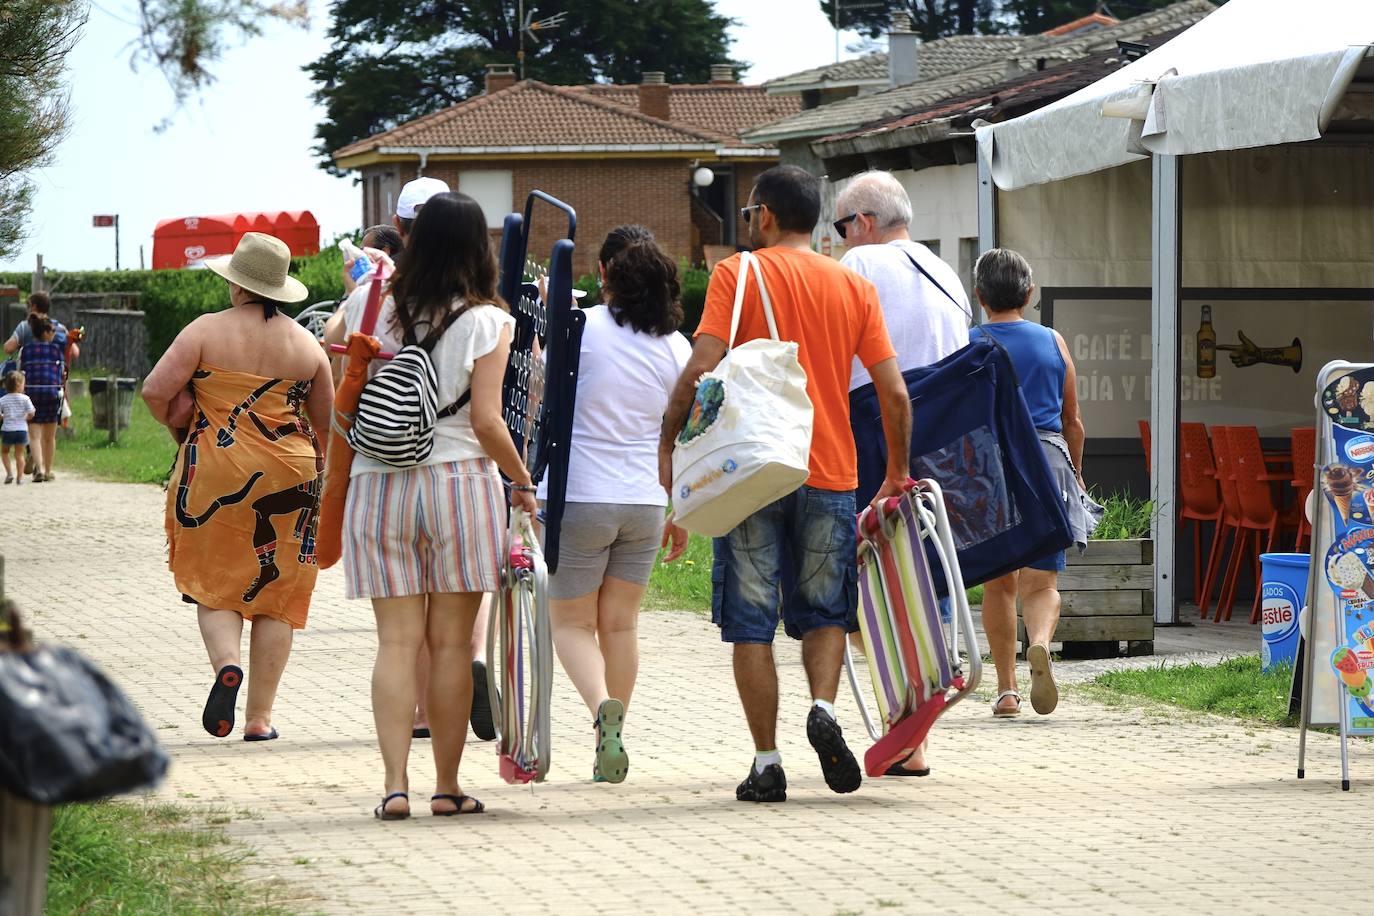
[374,792,410,820]
[430,793,484,816]
[202,665,243,738]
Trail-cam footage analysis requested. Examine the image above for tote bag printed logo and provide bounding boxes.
[680,458,738,500]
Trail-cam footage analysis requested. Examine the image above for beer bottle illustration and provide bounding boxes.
[1196,304,1216,379]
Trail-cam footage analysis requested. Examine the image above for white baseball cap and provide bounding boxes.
[396,177,450,219]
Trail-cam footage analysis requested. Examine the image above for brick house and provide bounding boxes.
[330,65,800,274]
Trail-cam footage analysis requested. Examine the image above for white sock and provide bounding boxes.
[813,699,836,720]
[754,749,781,773]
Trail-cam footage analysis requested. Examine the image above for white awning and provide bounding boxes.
[976,0,1374,190]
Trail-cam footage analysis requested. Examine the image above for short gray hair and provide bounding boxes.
[835,170,912,230]
[974,248,1034,312]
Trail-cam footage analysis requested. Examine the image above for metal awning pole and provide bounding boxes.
[1150,153,1181,625]
[975,145,997,326]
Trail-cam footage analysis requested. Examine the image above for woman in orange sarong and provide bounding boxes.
[144,233,334,743]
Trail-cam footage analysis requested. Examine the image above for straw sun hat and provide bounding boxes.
[204,232,308,304]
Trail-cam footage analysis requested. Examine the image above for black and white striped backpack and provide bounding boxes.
[347,306,469,467]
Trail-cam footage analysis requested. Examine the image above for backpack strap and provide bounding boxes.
[902,249,972,320]
[437,388,470,419]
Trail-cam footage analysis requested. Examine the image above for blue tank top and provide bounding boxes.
[969,320,1066,432]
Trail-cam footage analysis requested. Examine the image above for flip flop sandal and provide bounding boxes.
[992,689,1023,718]
[202,665,243,737]
[243,727,279,742]
[430,793,484,816]
[884,758,931,777]
[374,792,410,821]
[1027,643,1059,715]
[595,699,629,784]
[412,727,431,739]
[470,660,497,742]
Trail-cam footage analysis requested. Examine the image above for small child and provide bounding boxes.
[0,371,35,485]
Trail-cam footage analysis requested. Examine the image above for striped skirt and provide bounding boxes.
[343,459,506,599]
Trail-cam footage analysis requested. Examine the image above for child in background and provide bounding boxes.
[0,371,35,485]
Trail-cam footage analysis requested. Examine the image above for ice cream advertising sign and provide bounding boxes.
[1321,371,1374,734]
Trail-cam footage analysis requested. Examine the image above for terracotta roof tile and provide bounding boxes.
[577,84,802,140]
[762,35,1026,92]
[333,81,727,160]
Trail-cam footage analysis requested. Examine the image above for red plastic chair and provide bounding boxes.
[1202,427,1243,620]
[1290,427,1316,551]
[1179,423,1224,609]
[1139,419,1152,481]
[1216,426,1285,623]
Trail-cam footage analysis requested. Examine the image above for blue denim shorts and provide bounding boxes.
[1,430,27,446]
[1028,549,1066,573]
[710,486,859,644]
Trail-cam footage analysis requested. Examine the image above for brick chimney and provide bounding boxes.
[888,11,920,88]
[638,71,671,121]
[485,63,516,94]
[709,63,735,85]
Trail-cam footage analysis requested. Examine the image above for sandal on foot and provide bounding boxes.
[243,727,279,742]
[806,707,861,794]
[374,792,410,820]
[412,727,431,739]
[430,793,484,816]
[202,665,243,737]
[595,699,629,784]
[1027,643,1059,715]
[470,660,497,742]
[992,689,1022,718]
[884,752,931,777]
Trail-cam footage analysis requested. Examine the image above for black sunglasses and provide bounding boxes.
[740,204,765,223]
[832,211,875,240]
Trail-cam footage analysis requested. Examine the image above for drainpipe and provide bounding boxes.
[418,151,430,176]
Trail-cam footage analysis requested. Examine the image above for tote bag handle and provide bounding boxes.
[727,251,780,350]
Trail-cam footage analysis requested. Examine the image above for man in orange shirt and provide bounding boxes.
[659,165,912,802]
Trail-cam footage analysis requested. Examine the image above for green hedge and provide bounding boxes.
[0,249,345,366]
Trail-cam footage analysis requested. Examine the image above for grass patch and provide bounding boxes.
[1086,655,1295,726]
[1093,491,1153,540]
[646,533,713,612]
[46,800,293,914]
[54,374,175,484]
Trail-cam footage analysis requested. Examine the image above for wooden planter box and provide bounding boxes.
[1017,538,1155,659]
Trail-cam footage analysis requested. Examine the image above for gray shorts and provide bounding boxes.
[543,502,665,600]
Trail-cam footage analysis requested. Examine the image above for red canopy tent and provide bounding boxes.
[151,211,320,270]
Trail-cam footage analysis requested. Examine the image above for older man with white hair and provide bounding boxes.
[833,170,970,778]
[834,170,971,391]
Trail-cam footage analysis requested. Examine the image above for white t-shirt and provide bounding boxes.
[537,304,691,507]
[345,295,515,476]
[841,240,971,390]
[0,393,34,431]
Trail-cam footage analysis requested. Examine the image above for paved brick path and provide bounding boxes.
[5,477,1356,914]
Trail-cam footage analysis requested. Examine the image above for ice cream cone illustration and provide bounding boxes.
[1326,466,1358,522]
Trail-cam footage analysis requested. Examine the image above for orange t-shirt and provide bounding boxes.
[695,246,895,492]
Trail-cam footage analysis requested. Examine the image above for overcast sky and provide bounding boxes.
[2,1,862,273]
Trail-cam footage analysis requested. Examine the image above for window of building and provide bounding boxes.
[959,237,978,301]
[920,239,941,257]
[458,170,514,229]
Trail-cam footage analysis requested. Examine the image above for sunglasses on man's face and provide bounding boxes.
[740,204,764,223]
[832,211,875,240]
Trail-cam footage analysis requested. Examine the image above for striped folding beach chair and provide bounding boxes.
[487,506,553,784]
[845,478,982,777]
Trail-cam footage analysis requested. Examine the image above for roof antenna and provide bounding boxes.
[518,2,569,79]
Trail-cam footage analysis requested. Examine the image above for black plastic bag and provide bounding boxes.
[0,603,168,804]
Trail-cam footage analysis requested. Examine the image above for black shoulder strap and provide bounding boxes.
[437,389,470,419]
[417,306,468,353]
[902,250,972,320]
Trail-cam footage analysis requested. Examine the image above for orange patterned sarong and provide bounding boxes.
[165,363,323,629]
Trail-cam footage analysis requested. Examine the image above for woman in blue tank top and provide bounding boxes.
[968,249,1088,721]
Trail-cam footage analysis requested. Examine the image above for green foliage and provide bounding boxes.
[820,0,1192,40]
[1088,655,1296,726]
[645,533,714,612]
[680,265,709,336]
[0,0,84,259]
[308,0,739,171]
[1092,492,1153,540]
[47,800,292,914]
[55,373,177,484]
[0,249,345,365]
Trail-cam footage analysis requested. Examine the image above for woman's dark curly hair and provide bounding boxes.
[602,234,683,337]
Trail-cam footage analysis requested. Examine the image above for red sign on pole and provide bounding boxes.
[92,215,116,227]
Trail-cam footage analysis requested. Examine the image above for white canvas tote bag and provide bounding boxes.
[671,251,813,536]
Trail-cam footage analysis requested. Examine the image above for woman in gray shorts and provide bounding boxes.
[539,226,690,783]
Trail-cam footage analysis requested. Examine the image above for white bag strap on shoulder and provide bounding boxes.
[726,251,781,351]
